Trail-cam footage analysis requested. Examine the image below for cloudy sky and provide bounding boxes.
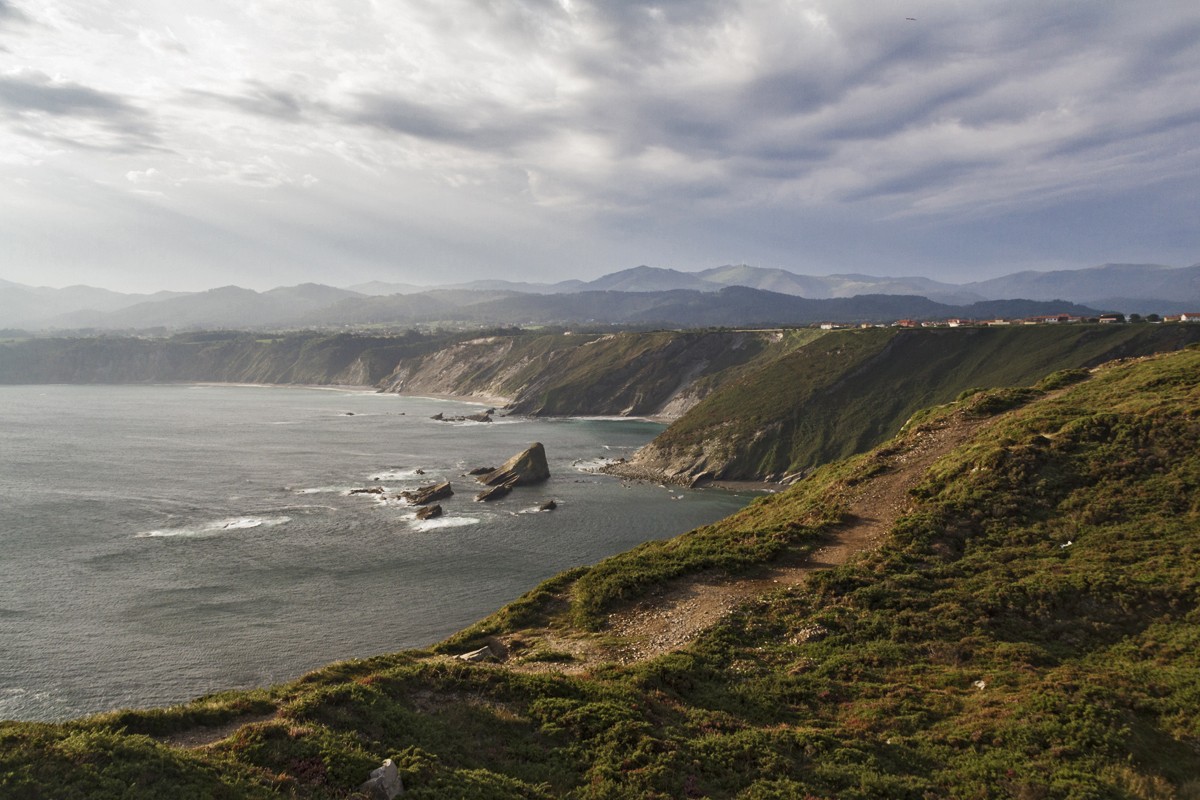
[1,0,1197,292]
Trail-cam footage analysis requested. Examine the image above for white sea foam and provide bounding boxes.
[136,515,291,538]
[572,458,612,472]
[293,486,347,495]
[407,515,480,532]
[370,469,423,481]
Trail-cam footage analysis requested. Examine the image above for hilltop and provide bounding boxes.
[3,345,1199,798]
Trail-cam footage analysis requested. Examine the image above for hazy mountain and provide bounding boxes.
[345,280,427,295]
[693,265,979,303]
[262,283,364,308]
[3,261,1193,331]
[386,287,1099,329]
[57,284,363,330]
[964,263,1200,312]
[0,283,187,328]
[579,265,722,293]
[447,279,587,294]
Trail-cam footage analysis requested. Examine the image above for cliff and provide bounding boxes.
[377,329,822,417]
[617,323,1200,484]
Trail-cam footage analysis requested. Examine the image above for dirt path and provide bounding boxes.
[510,411,989,671]
[158,711,277,749]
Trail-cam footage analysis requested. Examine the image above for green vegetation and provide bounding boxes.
[635,323,1200,481]
[5,346,1200,798]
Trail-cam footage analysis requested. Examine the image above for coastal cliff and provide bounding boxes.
[613,323,1200,484]
[376,329,821,417]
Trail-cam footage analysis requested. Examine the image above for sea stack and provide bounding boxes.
[476,442,550,487]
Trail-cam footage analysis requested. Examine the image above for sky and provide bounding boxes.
[0,0,1198,292]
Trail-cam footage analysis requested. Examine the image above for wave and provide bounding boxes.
[406,515,480,532]
[293,485,350,495]
[136,515,291,538]
[572,457,613,472]
[369,469,424,481]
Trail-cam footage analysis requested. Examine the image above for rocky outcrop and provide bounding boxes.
[359,758,403,799]
[475,481,516,502]
[415,504,442,520]
[477,443,550,487]
[431,410,493,423]
[400,482,453,505]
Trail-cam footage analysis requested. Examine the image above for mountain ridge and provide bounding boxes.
[4,261,1197,330]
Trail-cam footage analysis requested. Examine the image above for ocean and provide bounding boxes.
[0,384,751,721]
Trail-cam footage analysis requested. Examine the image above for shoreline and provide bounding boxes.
[171,381,516,408]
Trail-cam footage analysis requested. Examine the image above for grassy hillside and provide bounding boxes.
[627,323,1200,482]
[3,346,1199,798]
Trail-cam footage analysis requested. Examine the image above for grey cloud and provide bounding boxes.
[348,92,553,150]
[0,74,132,116]
[841,159,997,203]
[1048,108,1200,161]
[0,72,160,151]
[0,0,30,23]
[185,82,308,122]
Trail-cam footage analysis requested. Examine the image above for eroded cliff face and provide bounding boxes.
[377,330,811,419]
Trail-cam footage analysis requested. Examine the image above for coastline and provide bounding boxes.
[175,381,515,408]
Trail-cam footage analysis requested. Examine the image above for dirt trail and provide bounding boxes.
[510,411,989,672]
[158,711,277,749]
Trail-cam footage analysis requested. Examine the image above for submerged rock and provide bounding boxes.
[467,466,496,476]
[539,499,557,511]
[465,411,493,423]
[476,442,550,487]
[400,481,453,505]
[475,480,516,502]
[349,487,385,495]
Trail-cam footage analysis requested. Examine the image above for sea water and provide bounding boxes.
[0,384,751,721]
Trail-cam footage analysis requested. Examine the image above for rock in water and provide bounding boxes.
[400,482,453,505]
[415,504,442,520]
[465,411,493,423]
[475,480,516,502]
[359,758,403,799]
[477,442,550,487]
[539,499,557,511]
[467,466,495,476]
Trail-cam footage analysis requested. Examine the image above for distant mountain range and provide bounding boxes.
[2,262,1196,331]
